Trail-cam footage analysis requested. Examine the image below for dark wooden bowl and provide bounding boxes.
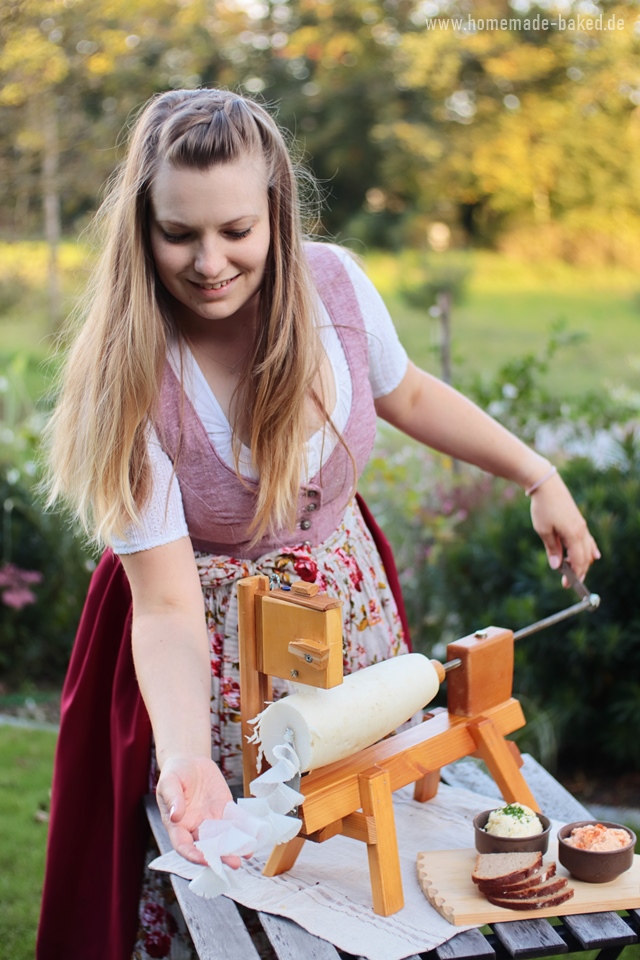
[474,809,551,854]
[557,821,636,883]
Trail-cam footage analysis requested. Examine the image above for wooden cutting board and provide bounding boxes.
[416,841,640,925]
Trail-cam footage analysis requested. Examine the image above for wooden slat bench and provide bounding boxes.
[145,755,639,960]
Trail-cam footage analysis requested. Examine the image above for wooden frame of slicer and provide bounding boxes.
[236,573,556,918]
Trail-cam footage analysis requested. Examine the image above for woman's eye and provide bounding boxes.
[161,231,190,243]
[227,227,252,240]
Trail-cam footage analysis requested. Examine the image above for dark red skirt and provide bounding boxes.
[37,552,152,960]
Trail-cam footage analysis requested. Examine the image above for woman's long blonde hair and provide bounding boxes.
[46,89,324,544]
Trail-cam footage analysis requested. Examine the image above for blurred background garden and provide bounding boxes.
[2,0,640,955]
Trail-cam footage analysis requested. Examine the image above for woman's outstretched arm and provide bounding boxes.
[375,362,600,580]
[119,537,238,866]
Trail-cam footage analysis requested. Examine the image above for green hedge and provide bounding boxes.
[0,473,93,687]
[397,441,640,774]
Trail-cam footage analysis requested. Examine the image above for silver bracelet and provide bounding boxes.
[525,465,558,497]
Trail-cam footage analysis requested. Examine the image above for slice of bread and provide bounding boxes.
[472,852,542,886]
[487,887,575,910]
[484,876,568,900]
[477,861,557,894]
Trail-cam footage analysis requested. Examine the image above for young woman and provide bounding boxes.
[39,89,599,960]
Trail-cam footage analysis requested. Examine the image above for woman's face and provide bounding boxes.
[149,154,271,336]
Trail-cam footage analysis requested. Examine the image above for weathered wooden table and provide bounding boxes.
[145,756,640,960]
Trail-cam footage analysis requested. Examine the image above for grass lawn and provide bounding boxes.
[0,240,91,407]
[1,241,640,407]
[364,249,640,398]
[0,725,57,960]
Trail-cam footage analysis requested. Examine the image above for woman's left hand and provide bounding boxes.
[528,471,600,582]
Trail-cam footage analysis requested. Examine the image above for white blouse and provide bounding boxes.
[111,247,409,554]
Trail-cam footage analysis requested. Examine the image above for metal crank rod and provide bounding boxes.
[443,560,600,674]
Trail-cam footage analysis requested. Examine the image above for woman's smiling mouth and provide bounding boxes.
[193,275,239,291]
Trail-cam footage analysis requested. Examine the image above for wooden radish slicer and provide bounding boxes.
[237,565,599,918]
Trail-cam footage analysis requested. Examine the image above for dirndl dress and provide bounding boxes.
[132,498,408,959]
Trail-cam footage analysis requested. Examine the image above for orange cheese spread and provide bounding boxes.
[565,823,631,852]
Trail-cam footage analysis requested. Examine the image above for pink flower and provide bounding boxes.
[211,632,224,658]
[142,902,166,927]
[293,555,318,583]
[210,632,224,676]
[220,676,241,709]
[0,563,42,609]
[368,599,382,625]
[335,548,363,591]
[144,931,172,957]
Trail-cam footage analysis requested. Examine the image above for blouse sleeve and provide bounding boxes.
[331,246,409,398]
[108,425,189,555]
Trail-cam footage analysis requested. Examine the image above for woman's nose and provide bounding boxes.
[193,238,226,278]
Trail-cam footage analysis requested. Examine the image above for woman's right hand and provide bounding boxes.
[156,755,241,868]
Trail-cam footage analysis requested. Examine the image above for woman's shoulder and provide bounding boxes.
[304,241,371,295]
[304,239,362,268]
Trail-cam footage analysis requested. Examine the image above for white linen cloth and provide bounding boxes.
[150,782,508,960]
[178,796,304,899]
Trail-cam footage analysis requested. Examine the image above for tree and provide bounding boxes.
[0,1,419,243]
[2,0,639,262]
[1,3,70,322]
[379,0,640,260]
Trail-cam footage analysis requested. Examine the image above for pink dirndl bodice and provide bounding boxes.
[155,243,377,558]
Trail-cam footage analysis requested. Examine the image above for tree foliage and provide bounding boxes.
[383,0,640,259]
[1,0,639,259]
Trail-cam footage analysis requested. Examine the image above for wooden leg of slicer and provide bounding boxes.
[468,717,540,812]
[359,766,404,916]
[237,575,271,797]
[413,769,440,802]
[262,836,306,877]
